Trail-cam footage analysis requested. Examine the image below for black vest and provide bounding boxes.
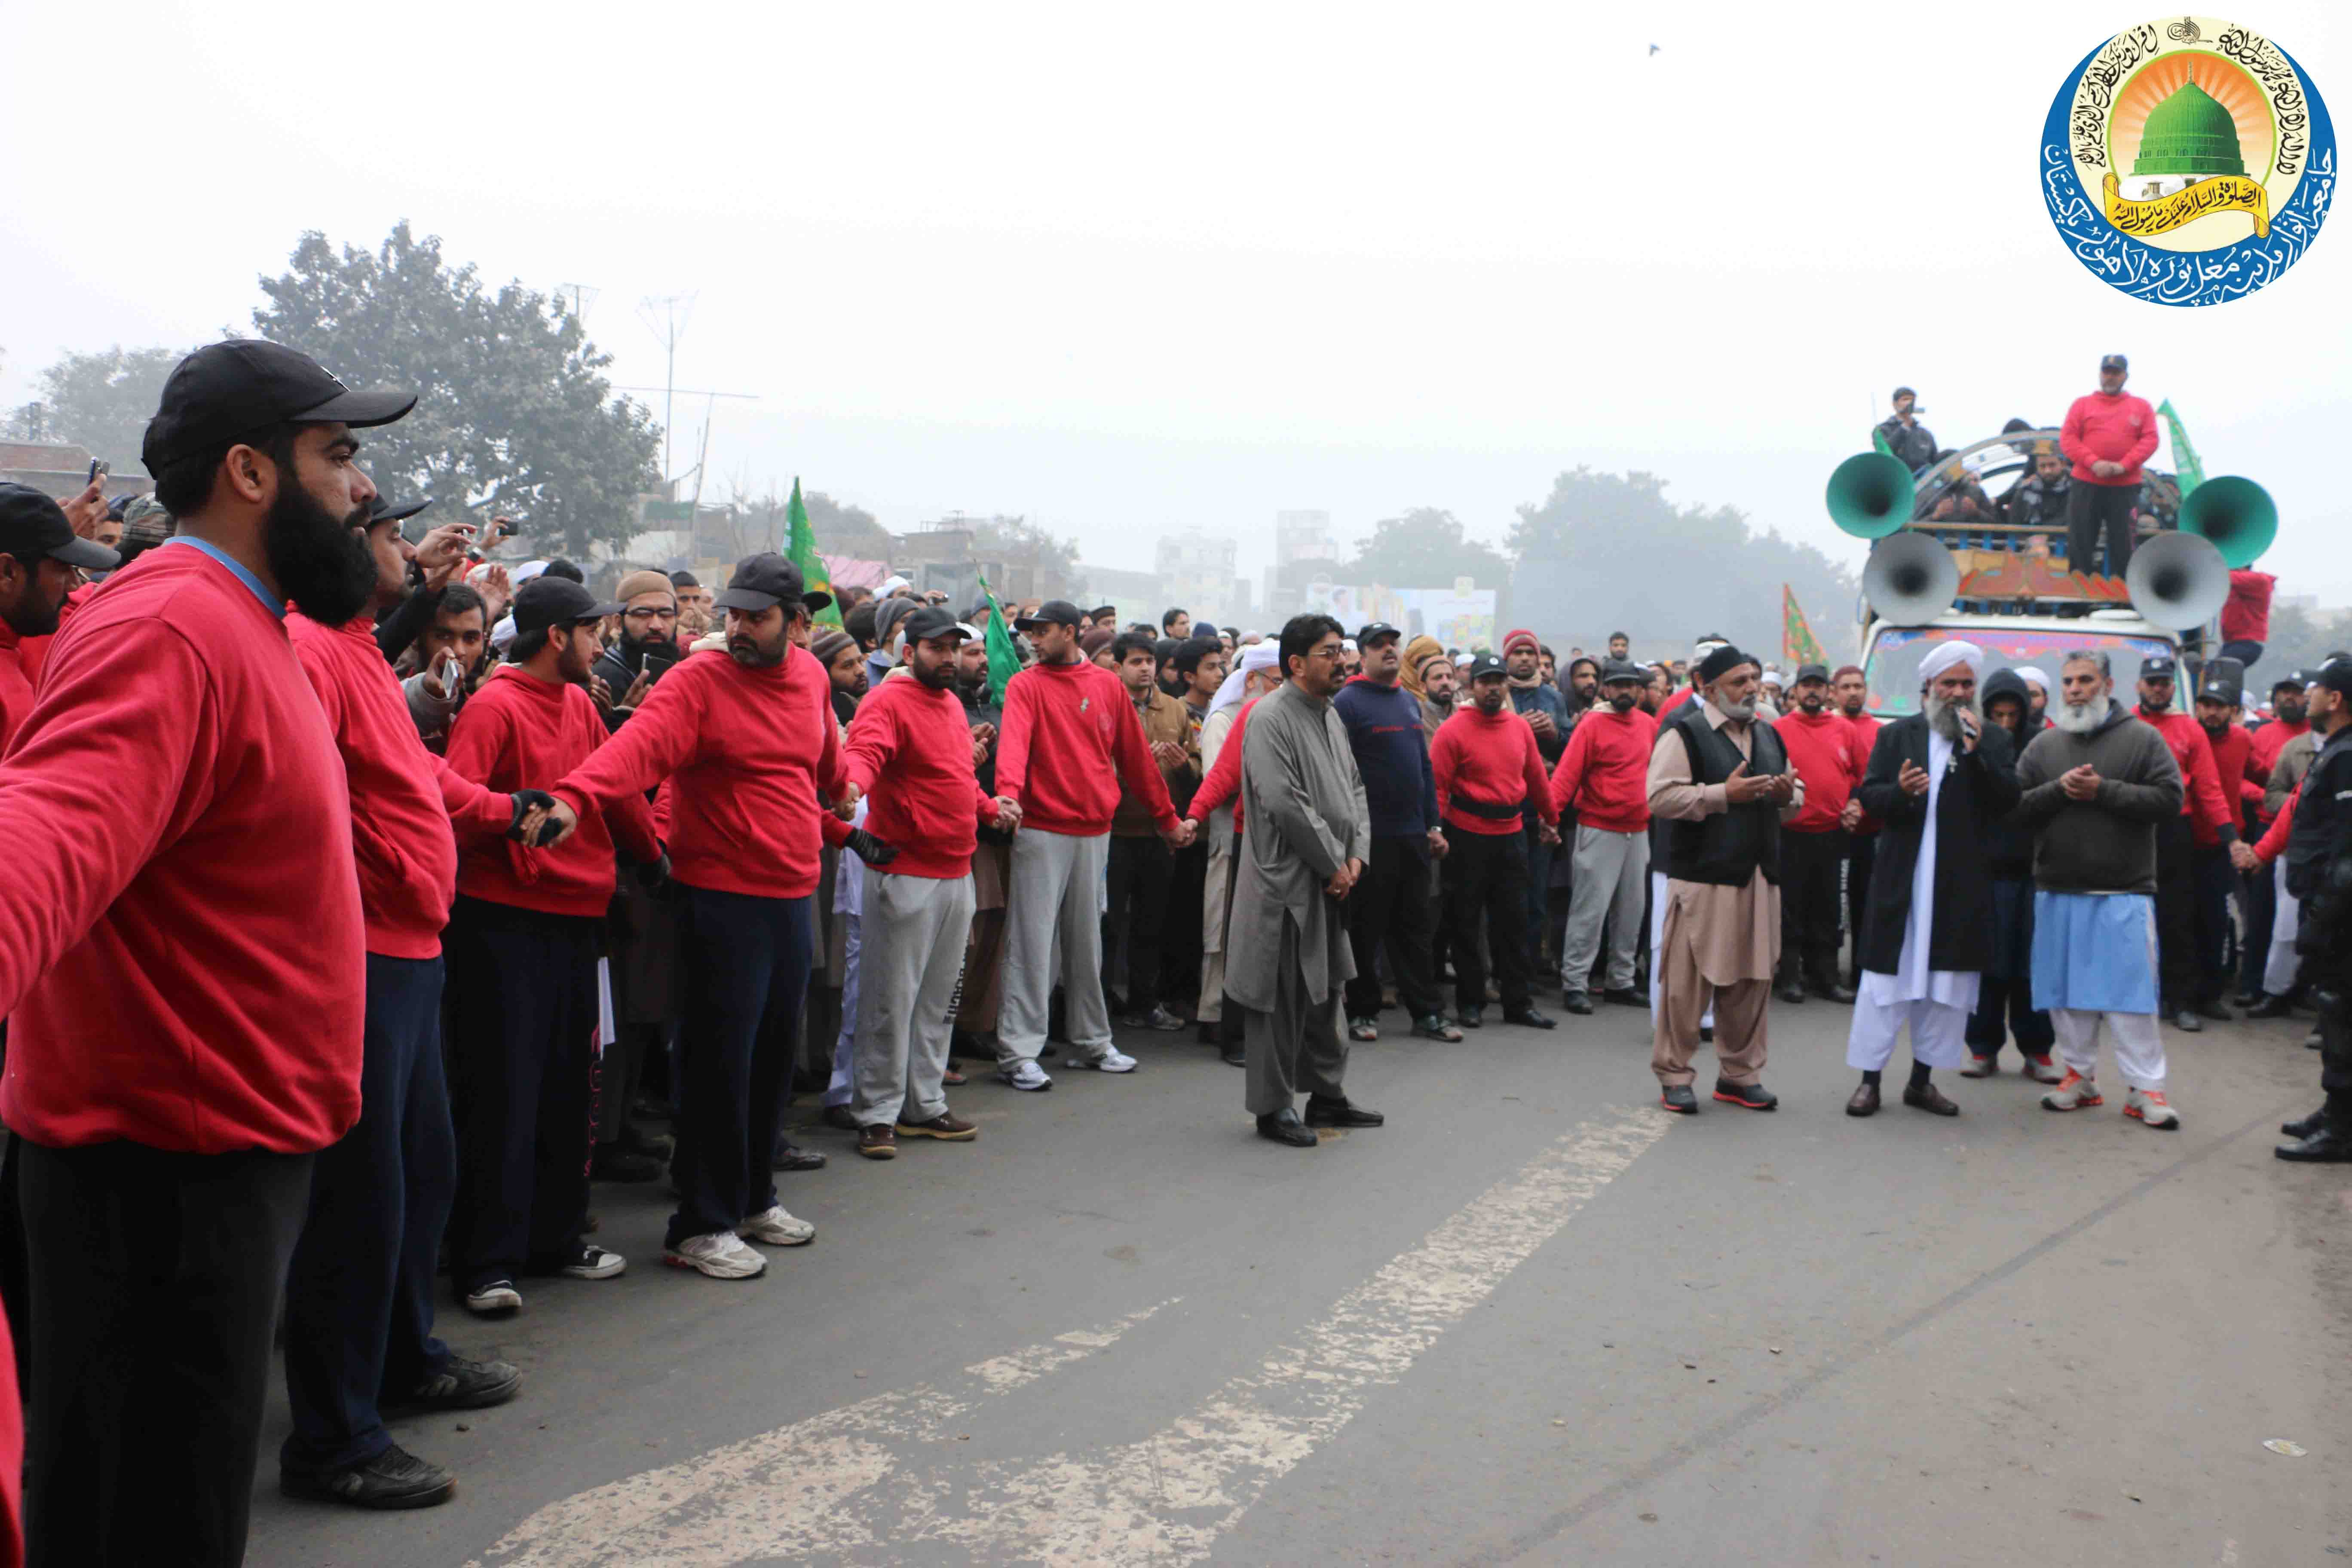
[1663,705,1786,887]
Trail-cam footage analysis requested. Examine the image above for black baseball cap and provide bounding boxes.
[2100,352,2129,372]
[1599,658,1646,684]
[1793,662,1831,685]
[1015,599,1084,632]
[368,495,433,542]
[1357,621,1402,647]
[1467,653,1508,680]
[2142,655,2177,680]
[900,605,972,645]
[511,576,622,634]
[2273,670,2308,693]
[711,551,832,614]
[0,483,119,572]
[141,340,416,476]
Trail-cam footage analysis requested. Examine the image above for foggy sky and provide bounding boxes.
[6,1,2348,609]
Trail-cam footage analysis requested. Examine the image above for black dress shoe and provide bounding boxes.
[1902,1081,1960,1116]
[2283,1107,2329,1139]
[1256,1109,1318,1148]
[1304,1095,1384,1127]
[771,1141,827,1172]
[1502,1007,1556,1030]
[282,1442,456,1510]
[1659,1084,1699,1114]
[1602,987,1647,1008]
[1699,1024,1715,1044]
[1456,1006,1484,1029]
[1712,1078,1777,1110]
[2277,1123,2352,1162]
[1845,1081,1881,1117]
[385,1355,521,1414]
[1818,983,1858,1004]
[1562,990,1595,1015]
[2247,993,2296,1018]
[1773,980,1807,1004]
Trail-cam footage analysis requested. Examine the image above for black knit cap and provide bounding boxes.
[1696,644,1756,683]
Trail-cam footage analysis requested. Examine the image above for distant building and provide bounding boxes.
[1265,509,1341,621]
[0,441,151,504]
[1156,530,1239,626]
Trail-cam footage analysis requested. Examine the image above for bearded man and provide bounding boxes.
[2013,651,2185,1128]
[1842,643,2020,1117]
[1962,671,2061,1079]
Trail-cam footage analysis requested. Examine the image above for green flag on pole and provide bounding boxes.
[1871,427,1897,459]
[785,478,842,628]
[2156,399,2205,495]
[976,573,1023,706]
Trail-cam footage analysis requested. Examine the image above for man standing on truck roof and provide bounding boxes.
[2059,353,2158,579]
[1875,386,1937,472]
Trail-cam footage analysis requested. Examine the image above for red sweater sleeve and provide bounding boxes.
[1521,726,1558,825]
[2184,725,2234,841]
[1189,703,1250,823]
[1550,717,1592,816]
[995,674,1037,806]
[2257,785,2298,864]
[1431,723,1458,816]
[1110,688,1179,833]
[435,752,514,842]
[844,690,903,796]
[551,666,705,815]
[2124,397,2159,470]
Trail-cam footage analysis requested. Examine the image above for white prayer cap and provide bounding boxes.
[1456,652,1476,668]
[511,560,550,585]
[1917,640,1985,684]
[2013,665,2052,694]
[1210,640,1281,714]
[1761,668,1786,686]
[490,613,517,650]
[1342,638,1357,652]
[956,622,983,640]
[1692,637,1727,665]
[879,573,910,593]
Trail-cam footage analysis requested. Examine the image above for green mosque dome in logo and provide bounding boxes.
[2132,79,2246,176]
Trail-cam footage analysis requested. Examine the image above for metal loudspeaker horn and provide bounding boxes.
[2125,530,2231,630]
[1862,532,1959,625]
[2178,475,2277,568]
[1825,452,1917,540]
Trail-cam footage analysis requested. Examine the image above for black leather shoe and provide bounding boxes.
[2283,1107,2328,1139]
[282,1442,456,1510]
[2277,1124,2352,1162]
[1818,983,1858,1004]
[386,1355,521,1414]
[1845,1081,1880,1116]
[1562,990,1595,1015]
[1659,1084,1699,1114]
[1712,1078,1778,1111]
[1456,1006,1484,1029]
[2247,992,2297,1018]
[771,1141,827,1172]
[1502,1007,1556,1030]
[1256,1109,1318,1148]
[1902,1081,1960,1116]
[1773,980,1806,1004]
[1304,1095,1384,1127]
[1602,987,1647,1008]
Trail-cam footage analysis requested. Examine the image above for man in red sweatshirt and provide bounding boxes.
[543,554,845,1280]
[992,600,1191,1089]
[2059,352,2158,578]
[2132,655,2238,1031]
[0,340,411,1565]
[444,576,655,1312]
[277,502,551,1509]
[1772,664,1863,1005]
[1550,659,1655,1013]
[1432,654,1559,1029]
[842,607,1017,1158]
[0,486,117,753]
[1834,665,1883,991]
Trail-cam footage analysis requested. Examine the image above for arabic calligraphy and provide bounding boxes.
[2071,23,2162,167]
[2101,171,2271,237]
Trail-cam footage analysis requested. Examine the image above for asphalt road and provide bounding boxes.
[245,994,2350,1567]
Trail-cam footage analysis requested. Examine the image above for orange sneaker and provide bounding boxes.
[2124,1087,2179,1130]
[2039,1069,2103,1112]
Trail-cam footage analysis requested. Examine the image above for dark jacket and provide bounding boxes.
[1978,671,2046,879]
[1854,712,2021,974]
[2002,472,2071,529]
[1510,682,1570,765]
[2013,698,2183,894]
[1875,413,1937,472]
[1660,704,1788,887]
[2284,726,2352,904]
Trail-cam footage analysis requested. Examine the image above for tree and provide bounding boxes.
[251,223,660,558]
[2254,597,2352,676]
[4,346,184,469]
[805,490,893,557]
[970,514,1078,578]
[1508,467,1859,658]
[1344,507,1511,588]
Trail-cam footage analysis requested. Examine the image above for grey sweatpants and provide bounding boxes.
[1242,921,1349,1117]
[1562,825,1647,994]
[851,870,977,1127]
[998,827,1114,1065]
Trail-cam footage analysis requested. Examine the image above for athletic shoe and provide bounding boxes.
[996,1060,1054,1091]
[1063,1047,1138,1073]
[897,1112,978,1141]
[663,1231,767,1280]
[2020,1054,2066,1084]
[387,1356,521,1413]
[2040,1070,2103,1112]
[1659,1084,1699,1114]
[1121,1007,1186,1032]
[551,1243,626,1280]
[281,1442,455,1510]
[2124,1087,2180,1130]
[741,1204,817,1246]
[1958,1054,1997,1078]
[462,1279,521,1317]
[1712,1078,1778,1111]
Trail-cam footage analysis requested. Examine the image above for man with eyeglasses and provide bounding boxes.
[592,570,683,731]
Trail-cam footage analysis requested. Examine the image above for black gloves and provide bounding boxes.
[637,851,673,892]
[846,827,899,867]
[508,789,557,843]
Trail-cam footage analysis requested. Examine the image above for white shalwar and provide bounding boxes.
[822,800,872,1111]
[2266,858,2302,998]
[1847,728,1978,1072]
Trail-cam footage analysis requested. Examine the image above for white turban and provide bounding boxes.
[1210,640,1281,715]
[1918,640,1984,684]
[2013,665,2051,695]
[490,613,517,650]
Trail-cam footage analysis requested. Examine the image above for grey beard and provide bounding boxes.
[2052,698,2108,735]
[1923,692,1979,743]
[1715,695,1757,720]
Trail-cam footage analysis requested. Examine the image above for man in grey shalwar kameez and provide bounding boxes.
[1228,614,1384,1148]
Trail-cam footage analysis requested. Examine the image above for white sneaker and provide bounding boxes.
[464,1279,522,1317]
[1063,1047,1138,1073]
[663,1231,768,1280]
[741,1204,815,1247]
[2125,1087,2180,1130]
[555,1243,627,1280]
[996,1060,1054,1091]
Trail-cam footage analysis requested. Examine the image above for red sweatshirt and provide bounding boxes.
[0,544,364,1154]
[2201,720,2264,824]
[2137,706,2235,845]
[290,612,517,958]
[2252,714,2308,776]
[2222,570,2275,645]
[2257,784,2299,864]
[554,646,843,899]
[448,666,659,918]
[995,658,1177,837]
[1774,709,1862,833]
[844,673,1000,879]
[0,621,31,757]
[1548,706,1656,832]
[10,581,88,691]
[1188,698,1259,832]
[1432,704,1556,835]
[2060,391,2159,487]
[1843,710,1885,835]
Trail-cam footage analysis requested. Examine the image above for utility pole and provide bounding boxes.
[636,292,698,487]
[555,283,600,324]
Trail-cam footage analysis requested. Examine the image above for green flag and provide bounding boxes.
[785,478,842,628]
[1871,427,1897,459]
[976,573,1022,705]
[2156,399,2205,495]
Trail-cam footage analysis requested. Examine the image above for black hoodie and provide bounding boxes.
[1980,670,2045,879]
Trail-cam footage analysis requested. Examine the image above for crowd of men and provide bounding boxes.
[0,340,2346,1568]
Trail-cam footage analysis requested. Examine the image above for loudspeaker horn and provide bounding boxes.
[1825,452,1917,540]
[2124,530,2231,630]
[2179,475,2276,568]
[1862,532,1959,625]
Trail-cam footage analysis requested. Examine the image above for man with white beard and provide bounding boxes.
[2012,651,2186,1128]
[1842,643,2021,1117]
